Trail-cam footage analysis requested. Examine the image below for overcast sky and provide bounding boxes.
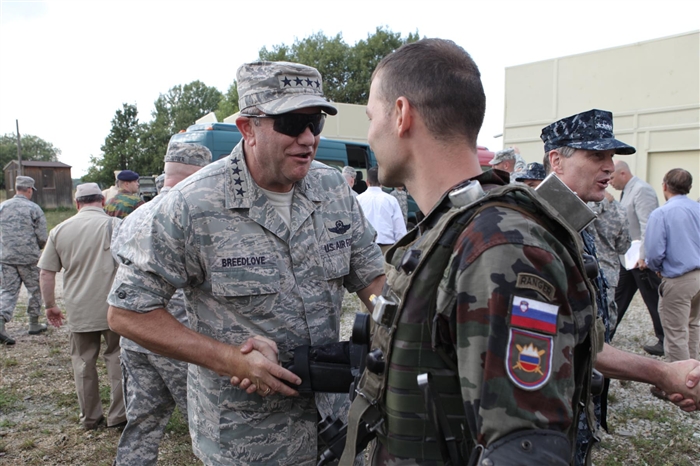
[1,0,698,177]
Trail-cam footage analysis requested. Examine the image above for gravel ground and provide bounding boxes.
[2,279,698,465]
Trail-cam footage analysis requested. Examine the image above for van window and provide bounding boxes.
[347,145,370,169]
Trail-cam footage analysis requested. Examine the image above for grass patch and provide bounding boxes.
[44,207,77,232]
[30,369,46,379]
[1,357,19,368]
[0,389,19,410]
[19,438,36,450]
[165,407,189,435]
[0,419,17,428]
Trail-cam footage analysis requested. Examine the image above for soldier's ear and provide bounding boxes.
[236,116,256,146]
[549,150,564,175]
[395,97,412,138]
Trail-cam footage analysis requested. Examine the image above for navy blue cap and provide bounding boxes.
[117,170,139,181]
[515,162,546,181]
[540,109,636,155]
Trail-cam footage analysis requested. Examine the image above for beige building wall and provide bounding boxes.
[503,31,700,202]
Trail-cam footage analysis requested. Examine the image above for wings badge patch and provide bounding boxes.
[509,295,559,335]
[326,218,351,235]
[506,328,553,391]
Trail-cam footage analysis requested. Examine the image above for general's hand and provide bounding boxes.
[230,335,283,395]
[659,359,700,412]
[231,347,300,398]
[46,306,63,328]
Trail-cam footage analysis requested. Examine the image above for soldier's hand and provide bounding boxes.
[46,306,63,328]
[659,359,700,412]
[230,335,281,389]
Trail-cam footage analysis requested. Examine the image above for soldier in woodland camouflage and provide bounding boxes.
[108,61,384,466]
[340,39,601,466]
[0,175,48,344]
[112,142,212,466]
[104,170,144,218]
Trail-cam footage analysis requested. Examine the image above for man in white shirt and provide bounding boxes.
[357,166,407,253]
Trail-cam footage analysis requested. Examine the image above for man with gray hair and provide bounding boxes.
[38,183,125,430]
[112,142,211,466]
[341,165,358,197]
[108,61,384,465]
[0,175,48,344]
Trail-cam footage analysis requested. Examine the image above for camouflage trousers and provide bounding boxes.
[115,348,189,466]
[0,263,42,323]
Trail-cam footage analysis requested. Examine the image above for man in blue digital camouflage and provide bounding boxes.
[542,108,700,465]
[112,142,211,466]
[108,61,384,466]
[338,41,700,466]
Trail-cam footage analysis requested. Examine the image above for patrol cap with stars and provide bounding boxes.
[540,109,636,155]
[15,175,37,191]
[237,61,338,116]
[163,142,212,167]
[117,170,139,181]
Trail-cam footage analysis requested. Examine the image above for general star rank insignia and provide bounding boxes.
[506,328,553,391]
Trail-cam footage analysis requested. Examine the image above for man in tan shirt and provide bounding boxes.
[38,182,126,430]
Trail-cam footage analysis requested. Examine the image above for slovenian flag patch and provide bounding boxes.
[509,295,559,335]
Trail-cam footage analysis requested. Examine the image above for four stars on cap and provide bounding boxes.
[281,76,320,88]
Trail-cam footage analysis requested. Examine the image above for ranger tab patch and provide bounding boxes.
[506,328,553,391]
[509,295,559,335]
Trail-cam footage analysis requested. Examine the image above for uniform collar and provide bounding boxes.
[224,141,327,211]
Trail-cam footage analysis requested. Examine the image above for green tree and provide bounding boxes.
[215,80,239,122]
[142,80,224,174]
[83,103,143,188]
[0,133,61,189]
[258,27,420,105]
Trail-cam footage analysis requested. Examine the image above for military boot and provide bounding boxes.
[28,316,48,335]
[0,320,16,345]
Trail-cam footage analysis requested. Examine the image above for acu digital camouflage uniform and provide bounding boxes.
[343,170,601,466]
[0,187,48,333]
[104,191,144,219]
[586,198,631,330]
[389,188,409,225]
[108,141,384,466]
[111,186,190,466]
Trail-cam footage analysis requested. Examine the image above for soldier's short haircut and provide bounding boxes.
[371,38,485,146]
[15,186,32,194]
[341,166,356,179]
[367,166,380,186]
[76,194,104,205]
[663,168,692,195]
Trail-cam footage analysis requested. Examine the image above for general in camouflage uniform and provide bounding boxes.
[586,195,631,331]
[340,39,601,466]
[0,175,48,344]
[108,61,385,466]
[111,142,212,466]
[104,170,144,219]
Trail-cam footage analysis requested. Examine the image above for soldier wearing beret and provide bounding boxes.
[108,61,384,465]
[0,175,48,344]
[104,169,144,219]
[112,142,212,465]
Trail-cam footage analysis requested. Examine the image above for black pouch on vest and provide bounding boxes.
[283,342,354,394]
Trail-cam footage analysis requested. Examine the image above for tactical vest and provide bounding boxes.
[340,182,599,465]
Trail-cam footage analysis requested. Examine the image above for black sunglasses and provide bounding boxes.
[243,112,326,137]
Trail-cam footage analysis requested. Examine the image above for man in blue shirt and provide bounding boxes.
[645,168,700,362]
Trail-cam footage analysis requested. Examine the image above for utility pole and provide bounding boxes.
[16,120,23,176]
